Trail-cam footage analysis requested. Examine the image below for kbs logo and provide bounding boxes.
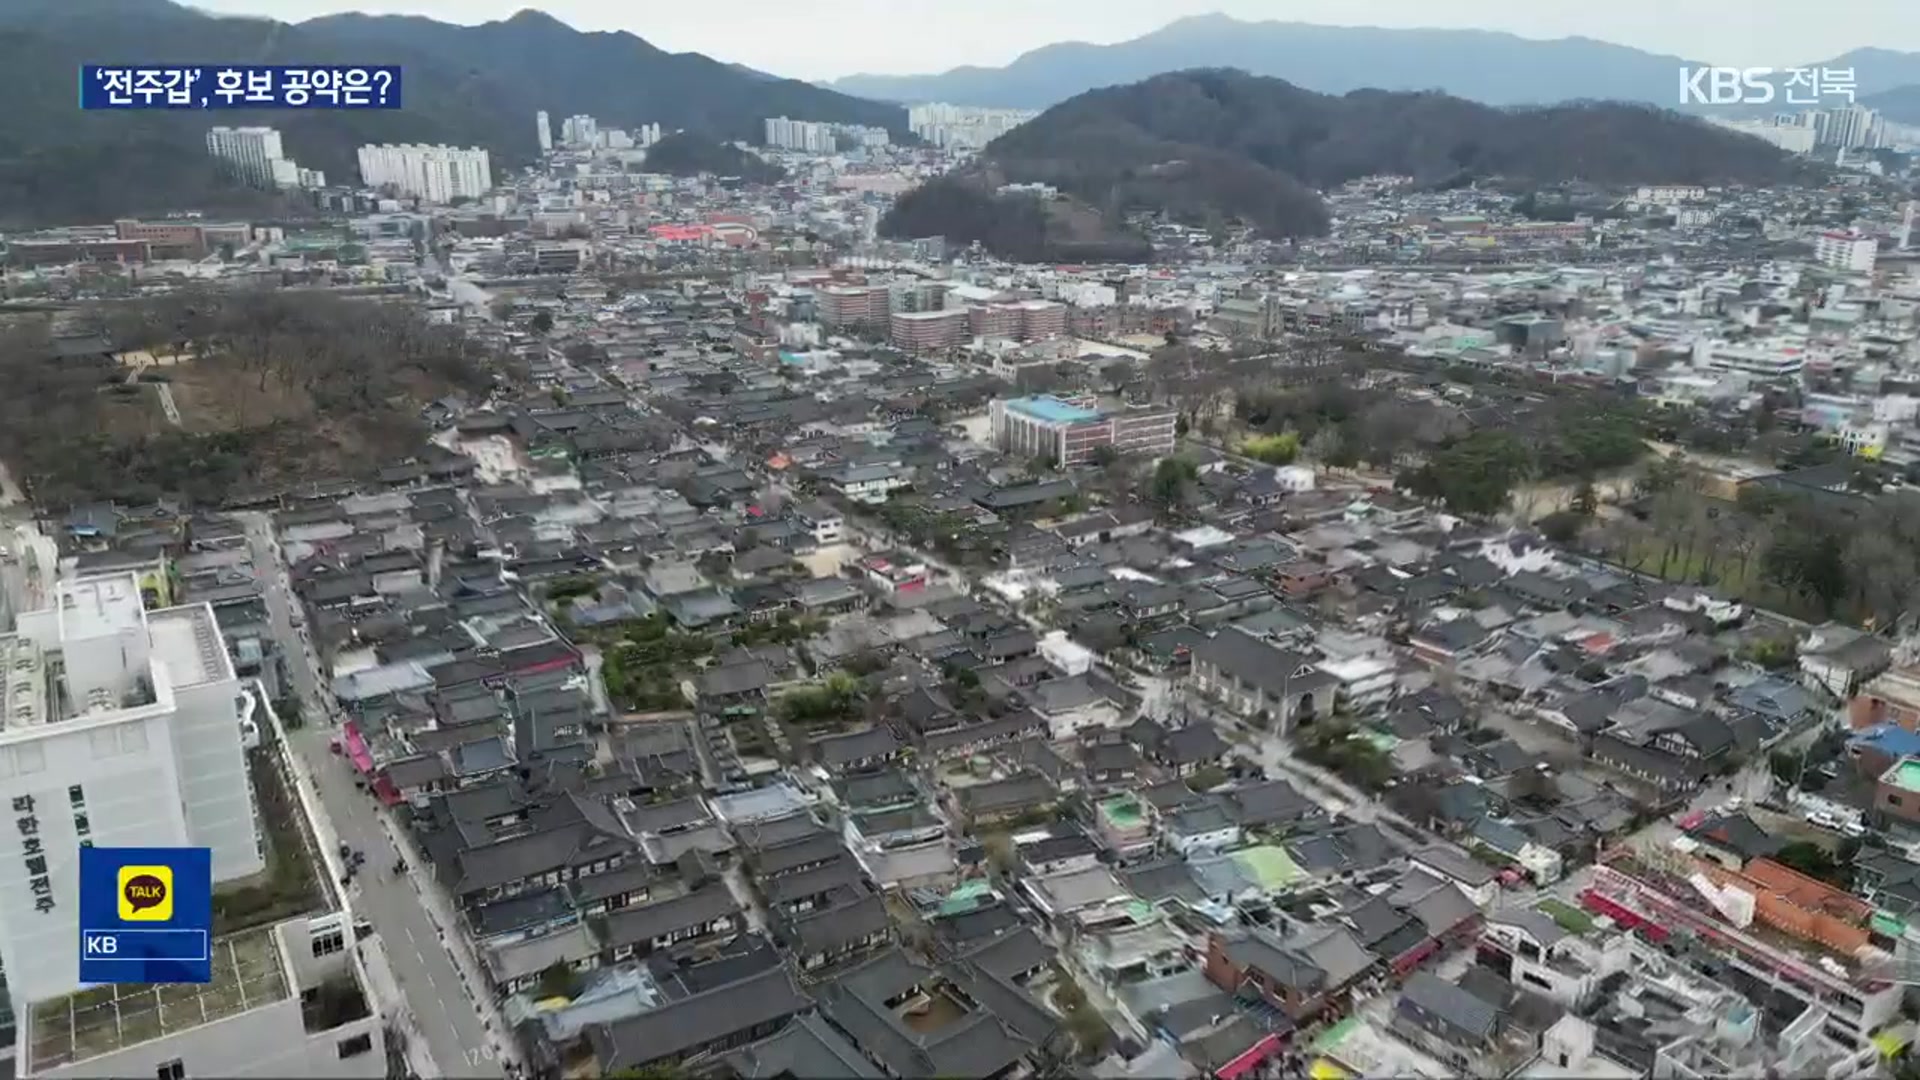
[1678,66,1857,107]
[117,865,173,921]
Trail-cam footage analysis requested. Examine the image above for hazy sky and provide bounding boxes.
[192,0,1920,81]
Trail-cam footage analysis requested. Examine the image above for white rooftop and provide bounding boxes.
[55,576,145,640]
[147,606,231,687]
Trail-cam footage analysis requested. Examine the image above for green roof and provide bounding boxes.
[1891,759,1920,794]
[1234,845,1305,892]
[1099,796,1146,828]
[1311,1017,1359,1054]
[937,880,994,916]
[1355,730,1399,754]
[1536,898,1596,935]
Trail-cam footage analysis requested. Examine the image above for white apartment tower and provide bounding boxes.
[356,144,492,204]
[1817,104,1885,150]
[205,126,294,190]
[560,114,597,148]
[536,110,553,153]
[0,574,263,1007]
[1814,229,1878,274]
[763,117,836,154]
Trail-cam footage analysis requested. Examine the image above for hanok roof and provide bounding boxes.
[959,773,1058,816]
[786,890,889,958]
[588,963,811,1071]
[1190,628,1332,698]
[1399,971,1499,1043]
[816,948,1052,1078]
[1218,930,1324,993]
[1222,780,1317,828]
[751,832,850,878]
[956,926,1053,982]
[721,1013,885,1080]
[596,882,739,951]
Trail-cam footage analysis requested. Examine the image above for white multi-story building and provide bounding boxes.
[356,144,492,204]
[205,127,316,191]
[1815,229,1878,274]
[1635,185,1707,205]
[0,574,263,1007]
[1694,338,1808,381]
[535,110,552,153]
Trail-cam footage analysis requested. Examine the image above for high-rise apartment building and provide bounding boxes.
[205,127,318,191]
[906,103,1039,149]
[815,284,892,327]
[0,573,264,1007]
[560,114,597,148]
[1813,104,1885,150]
[356,144,492,204]
[888,309,968,352]
[967,300,1067,341]
[536,110,553,153]
[763,117,836,154]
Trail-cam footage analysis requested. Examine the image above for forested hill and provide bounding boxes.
[0,0,901,224]
[884,69,1807,259]
[641,133,785,184]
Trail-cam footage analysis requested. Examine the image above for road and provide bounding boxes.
[240,512,515,1078]
[1173,686,1430,842]
[579,644,613,718]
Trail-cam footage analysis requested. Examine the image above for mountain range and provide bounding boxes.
[1,3,1906,229]
[833,14,1920,122]
[880,69,1807,261]
[0,0,901,223]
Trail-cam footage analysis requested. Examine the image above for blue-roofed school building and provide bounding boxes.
[988,394,1177,465]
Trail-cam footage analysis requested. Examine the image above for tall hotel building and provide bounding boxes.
[0,574,262,1006]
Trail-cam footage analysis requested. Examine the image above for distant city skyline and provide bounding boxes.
[195,0,1920,83]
